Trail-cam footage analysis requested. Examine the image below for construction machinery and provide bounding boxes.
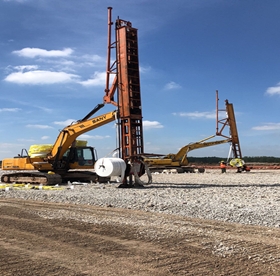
[1,7,148,185]
[216,90,250,172]
[144,135,231,173]
[216,90,241,159]
[143,91,246,173]
[1,105,117,184]
[102,7,148,186]
[104,7,144,161]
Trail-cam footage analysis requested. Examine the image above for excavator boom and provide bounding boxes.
[50,110,117,161]
[173,137,231,164]
[144,136,231,171]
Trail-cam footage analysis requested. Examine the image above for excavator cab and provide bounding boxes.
[60,146,97,170]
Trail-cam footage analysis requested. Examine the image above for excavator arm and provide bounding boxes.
[168,135,231,166]
[49,110,117,162]
[144,135,231,168]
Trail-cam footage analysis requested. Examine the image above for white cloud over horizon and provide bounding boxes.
[143,120,163,130]
[53,119,77,127]
[80,134,111,140]
[173,111,216,119]
[4,47,107,86]
[26,124,53,129]
[4,70,79,85]
[78,71,106,87]
[0,108,21,112]
[14,65,39,72]
[266,83,280,95]
[13,48,74,58]
[53,119,164,131]
[252,123,280,131]
[164,81,181,90]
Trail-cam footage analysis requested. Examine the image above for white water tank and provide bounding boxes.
[94,158,126,181]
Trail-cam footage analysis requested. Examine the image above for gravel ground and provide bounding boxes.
[1,169,280,228]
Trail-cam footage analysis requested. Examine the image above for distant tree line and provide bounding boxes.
[187,156,280,164]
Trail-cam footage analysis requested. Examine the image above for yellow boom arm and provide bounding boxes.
[144,135,231,167]
[171,135,231,165]
[50,110,117,161]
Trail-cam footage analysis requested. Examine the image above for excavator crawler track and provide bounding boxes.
[61,171,110,183]
[1,172,62,185]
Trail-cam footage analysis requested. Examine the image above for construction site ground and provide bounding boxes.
[0,198,279,276]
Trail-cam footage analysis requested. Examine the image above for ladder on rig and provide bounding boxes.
[216,90,242,159]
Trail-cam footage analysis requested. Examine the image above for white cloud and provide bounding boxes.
[164,81,181,90]
[54,119,77,127]
[41,136,50,140]
[140,65,151,73]
[173,111,216,119]
[26,124,53,129]
[38,106,53,113]
[0,108,21,112]
[14,65,39,72]
[81,54,103,63]
[13,48,74,58]
[5,49,106,86]
[143,120,163,130]
[36,58,75,68]
[252,123,280,131]
[4,70,79,85]
[79,71,106,87]
[266,83,280,95]
[80,134,111,139]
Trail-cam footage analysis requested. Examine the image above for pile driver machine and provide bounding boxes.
[1,7,148,186]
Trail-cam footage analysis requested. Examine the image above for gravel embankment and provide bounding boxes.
[1,169,280,228]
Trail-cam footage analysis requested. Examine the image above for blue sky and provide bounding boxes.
[1,0,280,161]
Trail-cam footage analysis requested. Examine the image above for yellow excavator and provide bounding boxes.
[1,104,118,184]
[144,91,248,173]
[144,135,231,173]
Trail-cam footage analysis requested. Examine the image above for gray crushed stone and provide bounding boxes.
[1,169,279,228]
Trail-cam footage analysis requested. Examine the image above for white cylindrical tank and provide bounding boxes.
[94,158,126,181]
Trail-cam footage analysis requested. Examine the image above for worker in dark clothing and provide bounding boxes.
[118,159,132,188]
[220,161,226,173]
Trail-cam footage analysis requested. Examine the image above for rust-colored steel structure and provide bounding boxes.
[216,90,242,159]
[104,7,144,160]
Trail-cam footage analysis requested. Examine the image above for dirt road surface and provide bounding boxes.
[0,198,279,275]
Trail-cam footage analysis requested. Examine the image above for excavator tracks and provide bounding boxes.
[0,171,110,185]
[0,172,62,185]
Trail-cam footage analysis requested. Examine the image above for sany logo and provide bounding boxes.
[92,115,106,124]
